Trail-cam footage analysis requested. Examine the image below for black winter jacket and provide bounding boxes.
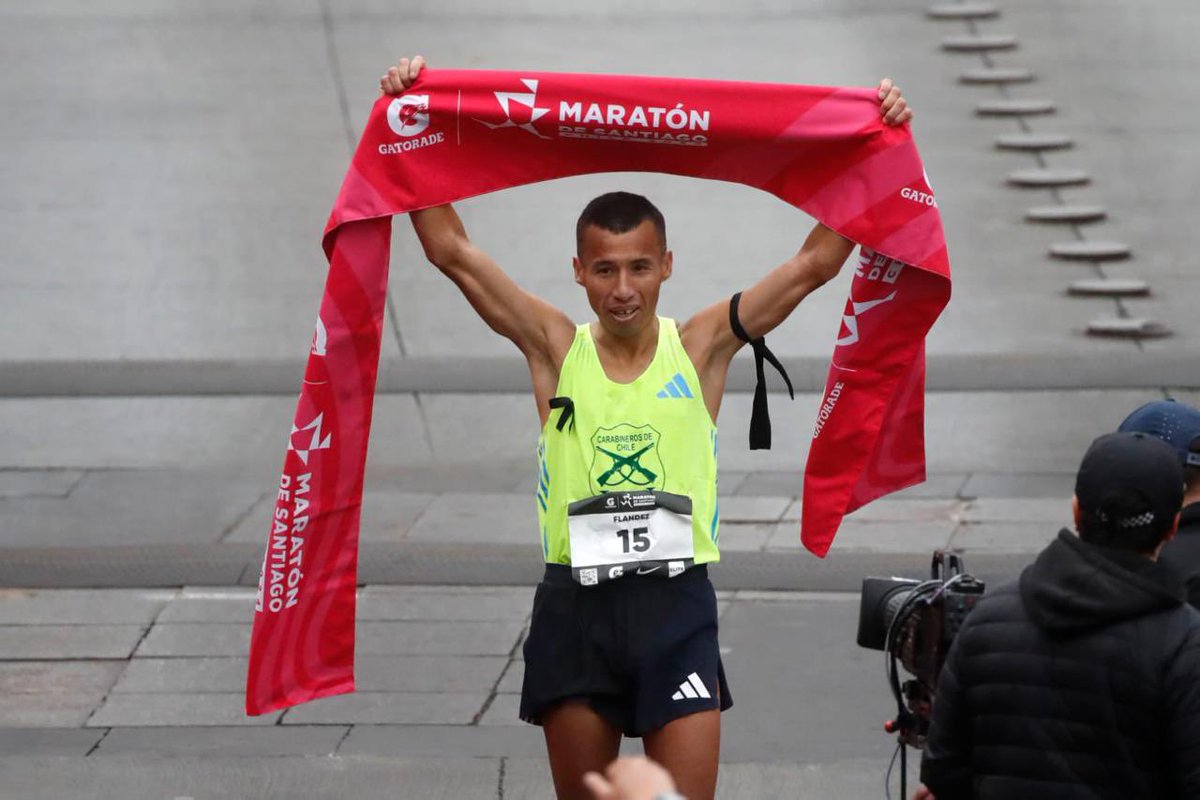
[921,530,1200,800]
[1160,503,1200,610]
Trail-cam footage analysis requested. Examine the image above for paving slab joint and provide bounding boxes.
[82,588,178,732]
[84,727,112,757]
[218,490,272,544]
[473,616,530,726]
[331,724,355,756]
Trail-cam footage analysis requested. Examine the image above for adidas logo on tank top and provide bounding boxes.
[656,372,694,399]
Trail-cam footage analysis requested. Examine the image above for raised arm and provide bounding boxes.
[410,204,572,363]
[679,222,854,384]
[383,56,574,415]
[679,78,912,407]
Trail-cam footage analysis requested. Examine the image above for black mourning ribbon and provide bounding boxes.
[729,292,794,450]
[549,396,575,432]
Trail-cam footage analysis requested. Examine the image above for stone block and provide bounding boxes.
[225,490,437,544]
[359,490,440,543]
[113,653,510,695]
[87,693,281,727]
[890,473,971,500]
[830,521,957,554]
[111,657,247,694]
[356,621,525,657]
[0,470,82,498]
[502,758,564,800]
[0,659,123,696]
[477,692,523,726]
[715,523,774,552]
[734,471,802,498]
[780,498,964,524]
[963,497,1071,524]
[0,754,501,798]
[848,499,965,524]
[0,728,104,756]
[0,588,171,625]
[949,522,1059,553]
[716,759,921,797]
[338,723,547,758]
[0,624,146,660]
[718,595,899,764]
[718,471,750,494]
[357,585,533,621]
[926,392,1164,474]
[0,396,429,474]
[0,470,265,547]
[96,725,349,757]
[281,691,487,725]
[767,520,956,554]
[356,655,508,693]
[0,692,104,728]
[959,472,1076,499]
[718,496,791,523]
[134,623,249,658]
[495,660,524,694]
[403,492,538,545]
[156,588,257,623]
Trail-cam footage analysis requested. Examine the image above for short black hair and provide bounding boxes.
[575,191,666,254]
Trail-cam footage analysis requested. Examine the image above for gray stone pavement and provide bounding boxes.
[0,586,923,798]
[1,0,1196,379]
[0,388,1185,569]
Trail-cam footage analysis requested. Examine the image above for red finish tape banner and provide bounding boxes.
[246,69,950,715]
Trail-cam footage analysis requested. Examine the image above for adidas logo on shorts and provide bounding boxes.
[671,672,711,701]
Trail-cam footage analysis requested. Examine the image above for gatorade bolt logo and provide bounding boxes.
[589,424,665,492]
[387,94,430,137]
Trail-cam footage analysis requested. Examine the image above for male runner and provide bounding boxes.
[381,56,913,800]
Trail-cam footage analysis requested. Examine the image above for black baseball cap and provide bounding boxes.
[1118,399,1200,469]
[1075,431,1184,543]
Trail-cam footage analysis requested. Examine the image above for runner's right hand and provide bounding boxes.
[583,756,678,800]
[380,55,425,95]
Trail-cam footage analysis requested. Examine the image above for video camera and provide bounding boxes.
[856,551,985,750]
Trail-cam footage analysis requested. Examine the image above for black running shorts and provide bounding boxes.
[519,563,732,737]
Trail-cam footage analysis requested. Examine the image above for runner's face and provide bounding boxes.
[573,220,672,338]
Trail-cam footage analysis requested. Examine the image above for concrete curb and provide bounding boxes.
[0,354,1195,397]
[0,543,1029,591]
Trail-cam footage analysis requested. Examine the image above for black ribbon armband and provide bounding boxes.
[549,396,575,432]
[729,292,794,450]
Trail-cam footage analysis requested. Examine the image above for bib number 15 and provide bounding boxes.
[616,527,651,554]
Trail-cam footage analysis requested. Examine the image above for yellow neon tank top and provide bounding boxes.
[535,317,721,566]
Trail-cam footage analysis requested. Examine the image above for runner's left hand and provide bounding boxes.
[381,55,426,95]
[877,78,913,126]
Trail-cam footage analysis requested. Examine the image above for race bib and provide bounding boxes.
[567,490,695,585]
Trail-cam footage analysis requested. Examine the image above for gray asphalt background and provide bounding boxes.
[1,0,1197,797]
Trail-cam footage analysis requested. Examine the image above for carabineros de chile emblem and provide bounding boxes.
[588,423,665,493]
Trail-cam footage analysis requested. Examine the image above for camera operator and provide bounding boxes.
[1119,399,1200,609]
[916,431,1200,800]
